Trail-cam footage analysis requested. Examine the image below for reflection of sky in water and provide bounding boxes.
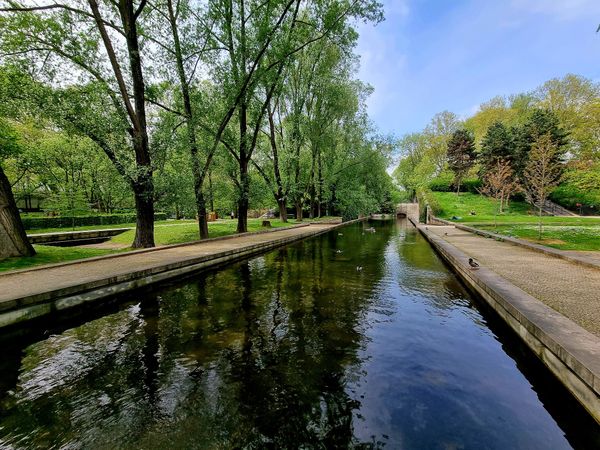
[0,221,597,449]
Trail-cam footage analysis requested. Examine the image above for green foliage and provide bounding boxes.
[432,192,531,221]
[0,119,21,160]
[428,172,454,192]
[334,184,377,221]
[22,213,167,230]
[479,121,514,170]
[462,178,482,193]
[446,129,476,192]
[512,109,568,175]
[550,184,600,215]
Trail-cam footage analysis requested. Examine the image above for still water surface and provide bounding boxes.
[0,220,598,449]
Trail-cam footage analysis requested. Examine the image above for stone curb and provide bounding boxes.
[0,218,365,330]
[414,220,600,423]
[430,216,600,270]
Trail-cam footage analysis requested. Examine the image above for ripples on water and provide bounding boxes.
[0,220,598,449]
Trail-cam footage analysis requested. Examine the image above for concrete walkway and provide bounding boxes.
[428,225,600,337]
[0,223,345,328]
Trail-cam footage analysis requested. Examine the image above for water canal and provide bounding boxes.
[0,220,598,449]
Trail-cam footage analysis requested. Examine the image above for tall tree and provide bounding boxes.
[479,122,515,174]
[512,109,568,176]
[1,0,156,247]
[446,129,475,195]
[523,133,562,239]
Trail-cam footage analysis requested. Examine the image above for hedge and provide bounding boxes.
[428,175,482,193]
[23,212,168,230]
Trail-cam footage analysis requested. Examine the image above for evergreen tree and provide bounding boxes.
[447,129,476,194]
[513,109,568,176]
[479,122,514,174]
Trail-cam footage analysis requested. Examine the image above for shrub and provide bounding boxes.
[550,184,600,215]
[428,172,453,192]
[462,178,482,193]
[429,173,482,193]
[417,189,441,221]
[23,213,168,230]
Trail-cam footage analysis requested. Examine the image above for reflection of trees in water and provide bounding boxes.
[0,224,394,448]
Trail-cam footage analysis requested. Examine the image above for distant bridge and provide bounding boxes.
[396,203,419,223]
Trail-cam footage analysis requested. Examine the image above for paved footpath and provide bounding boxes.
[428,225,600,337]
[0,223,338,308]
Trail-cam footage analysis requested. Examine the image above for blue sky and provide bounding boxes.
[356,0,600,137]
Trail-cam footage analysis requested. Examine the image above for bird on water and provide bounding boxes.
[468,258,479,270]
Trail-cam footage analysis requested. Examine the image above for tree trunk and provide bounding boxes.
[317,150,322,217]
[197,191,209,239]
[208,169,214,213]
[167,0,210,240]
[295,201,303,222]
[456,179,461,195]
[237,158,249,233]
[132,182,155,248]
[538,204,543,240]
[0,166,35,259]
[277,198,287,222]
[267,101,287,223]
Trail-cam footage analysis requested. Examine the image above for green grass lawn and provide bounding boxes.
[478,224,600,251]
[0,246,116,272]
[110,218,297,246]
[432,192,600,226]
[431,192,600,251]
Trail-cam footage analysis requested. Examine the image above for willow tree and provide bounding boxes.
[0,0,156,247]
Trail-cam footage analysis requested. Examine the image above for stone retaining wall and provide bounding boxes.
[28,228,129,245]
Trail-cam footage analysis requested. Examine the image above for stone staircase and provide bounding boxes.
[531,199,578,217]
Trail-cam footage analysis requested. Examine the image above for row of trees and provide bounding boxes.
[394,74,600,215]
[0,0,396,258]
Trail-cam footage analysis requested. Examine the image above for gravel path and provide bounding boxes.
[428,226,600,337]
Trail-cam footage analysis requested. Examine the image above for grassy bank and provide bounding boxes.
[0,246,116,272]
[431,192,600,251]
[432,192,600,225]
[477,225,600,251]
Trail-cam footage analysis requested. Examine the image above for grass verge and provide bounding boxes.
[477,225,600,251]
[0,246,116,272]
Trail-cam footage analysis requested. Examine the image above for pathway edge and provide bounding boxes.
[429,216,600,270]
[414,220,600,423]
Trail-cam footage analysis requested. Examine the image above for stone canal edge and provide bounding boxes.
[0,219,364,331]
[413,220,600,424]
